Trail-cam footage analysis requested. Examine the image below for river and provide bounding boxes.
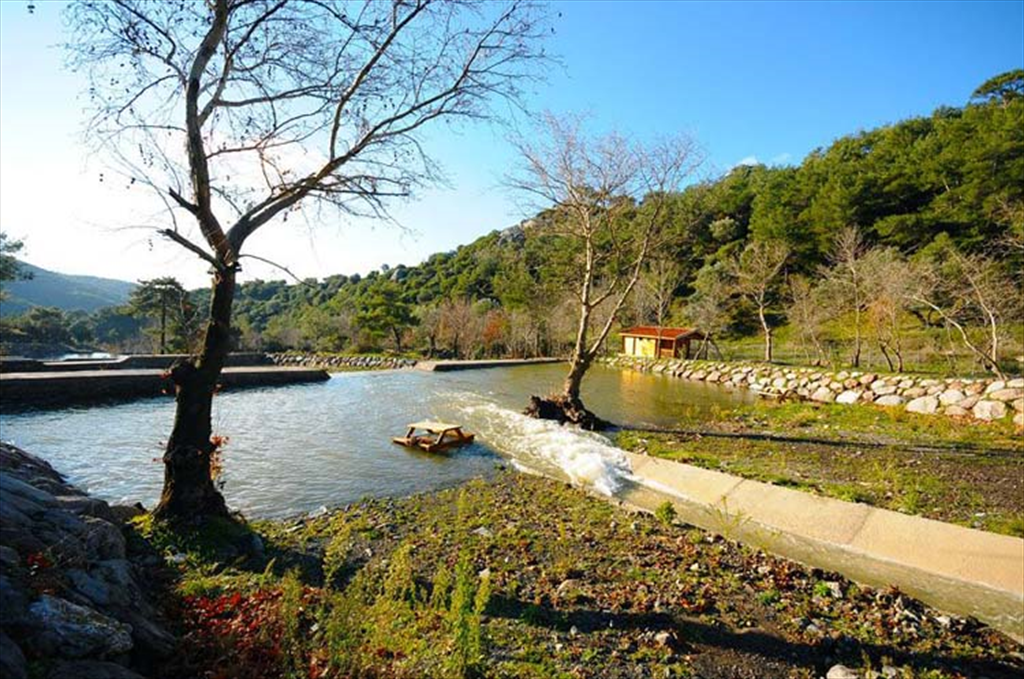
[0,364,751,518]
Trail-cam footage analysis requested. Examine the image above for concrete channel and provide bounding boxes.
[618,453,1024,642]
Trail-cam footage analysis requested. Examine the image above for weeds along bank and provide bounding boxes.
[603,356,1024,427]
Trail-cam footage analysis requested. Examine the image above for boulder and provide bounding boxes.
[871,382,897,395]
[1007,377,1024,389]
[972,400,1007,421]
[987,388,1024,402]
[26,595,134,658]
[836,390,862,405]
[905,396,939,415]
[984,380,1006,394]
[82,517,126,561]
[0,631,27,679]
[45,661,145,679]
[1014,412,1024,428]
[0,574,30,625]
[902,387,926,399]
[858,373,877,386]
[826,665,859,679]
[958,394,981,410]
[937,389,965,406]
[944,405,969,417]
[874,394,904,407]
[1013,398,1024,413]
[810,387,835,403]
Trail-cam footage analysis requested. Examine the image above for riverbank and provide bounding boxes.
[616,396,1024,537]
[3,446,1023,678]
[603,356,1024,427]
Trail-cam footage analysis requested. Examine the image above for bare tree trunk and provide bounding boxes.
[153,269,235,522]
[852,305,862,368]
[759,305,773,362]
[879,341,895,372]
[159,298,167,354]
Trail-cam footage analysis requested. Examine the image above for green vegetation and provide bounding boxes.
[132,472,1022,678]
[616,399,1024,535]
[5,71,1020,375]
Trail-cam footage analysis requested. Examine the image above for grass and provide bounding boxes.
[129,472,1023,679]
[616,399,1024,536]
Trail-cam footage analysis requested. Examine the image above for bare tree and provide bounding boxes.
[725,240,790,362]
[66,0,547,521]
[439,298,478,359]
[822,226,872,367]
[507,114,702,428]
[786,275,833,367]
[634,257,683,326]
[911,247,1019,379]
[685,265,731,360]
[863,248,916,373]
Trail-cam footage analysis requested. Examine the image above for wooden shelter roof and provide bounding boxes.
[620,326,704,340]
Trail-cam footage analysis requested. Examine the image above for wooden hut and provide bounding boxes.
[620,326,706,360]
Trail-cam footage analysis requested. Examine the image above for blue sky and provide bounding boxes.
[1,0,1021,288]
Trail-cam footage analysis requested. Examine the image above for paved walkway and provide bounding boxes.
[622,452,1024,642]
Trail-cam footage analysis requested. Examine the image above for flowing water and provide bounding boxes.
[0,364,751,518]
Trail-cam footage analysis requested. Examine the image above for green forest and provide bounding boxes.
[5,70,1023,375]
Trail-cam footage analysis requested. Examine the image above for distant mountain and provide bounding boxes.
[0,261,135,316]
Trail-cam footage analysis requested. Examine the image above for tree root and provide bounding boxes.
[524,395,611,431]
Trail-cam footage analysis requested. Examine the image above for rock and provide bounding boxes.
[984,380,1006,394]
[54,496,116,523]
[944,405,969,417]
[26,595,134,658]
[836,390,861,405]
[0,631,27,679]
[826,665,860,679]
[67,569,114,607]
[1012,398,1024,412]
[972,400,1008,421]
[938,389,965,406]
[45,661,145,679]
[987,388,1024,402]
[823,581,843,599]
[121,609,176,659]
[902,387,927,399]
[905,396,939,415]
[958,394,981,410]
[0,574,30,625]
[0,545,20,569]
[1014,412,1024,428]
[871,382,897,395]
[858,373,877,386]
[810,387,835,403]
[107,504,146,524]
[0,473,58,507]
[874,394,904,407]
[83,517,126,561]
[1006,377,1024,389]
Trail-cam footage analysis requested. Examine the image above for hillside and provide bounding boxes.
[0,261,135,316]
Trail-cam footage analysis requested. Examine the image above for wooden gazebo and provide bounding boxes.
[620,326,706,360]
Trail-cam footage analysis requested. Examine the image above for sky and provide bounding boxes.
[1,0,1022,289]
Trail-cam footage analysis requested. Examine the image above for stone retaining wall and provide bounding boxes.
[0,443,174,679]
[603,356,1024,427]
[271,353,417,371]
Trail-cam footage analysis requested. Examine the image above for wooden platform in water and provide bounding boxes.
[0,366,330,411]
[392,421,475,453]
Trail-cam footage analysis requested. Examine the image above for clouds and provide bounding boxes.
[731,152,793,169]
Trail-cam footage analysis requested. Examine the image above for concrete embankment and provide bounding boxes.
[1,366,329,410]
[417,357,564,372]
[1,352,273,373]
[619,453,1024,642]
